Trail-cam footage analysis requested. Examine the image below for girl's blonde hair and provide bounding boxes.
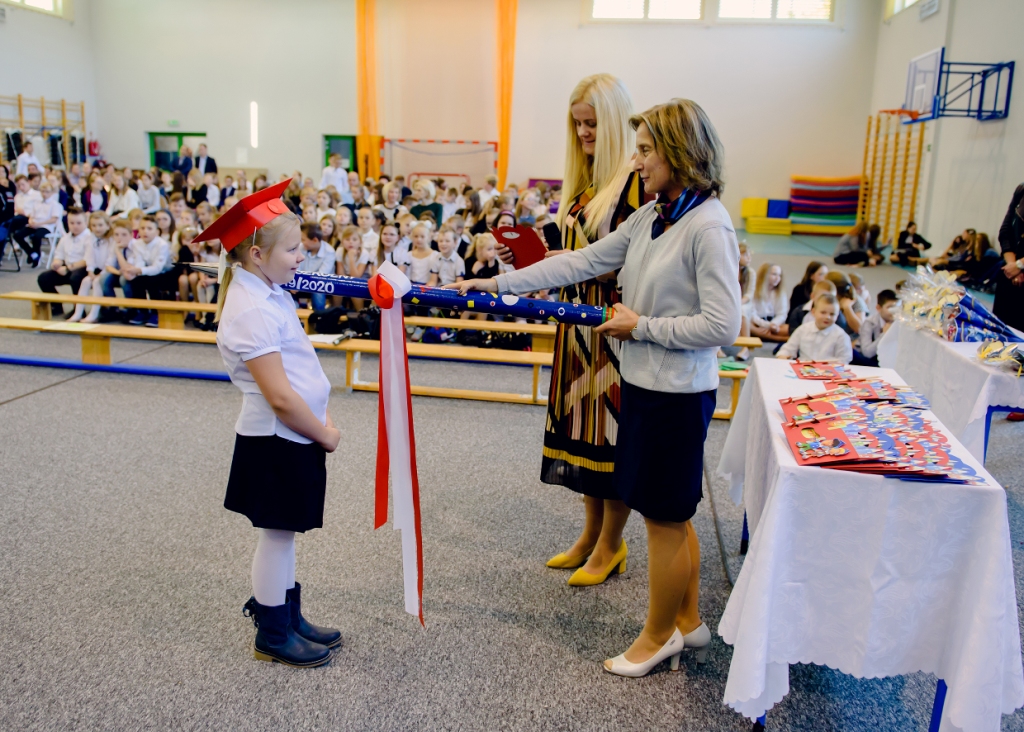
[754,262,785,311]
[629,98,725,195]
[318,214,339,245]
[557,73,635,238]
[377,221,400,265]
[216,211,300,321]
[88,211,112,237]
[467,232,497,261]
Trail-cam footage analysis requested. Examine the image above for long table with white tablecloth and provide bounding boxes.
[716,358,1023,731]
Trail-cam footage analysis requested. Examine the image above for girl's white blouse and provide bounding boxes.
[216,266,331,444]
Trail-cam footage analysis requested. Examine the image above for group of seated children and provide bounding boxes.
[37,205,221,328]
[736,248,899,366]
[12,158,559,335]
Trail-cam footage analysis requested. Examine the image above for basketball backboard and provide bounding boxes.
[904,47,944,120]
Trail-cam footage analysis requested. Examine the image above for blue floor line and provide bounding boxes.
[0,354,231,381]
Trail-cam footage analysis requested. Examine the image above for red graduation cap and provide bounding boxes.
[193,178,293,251]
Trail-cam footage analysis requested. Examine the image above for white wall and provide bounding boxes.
[925,0,1021,246]
[869,0,1022,247]
[0,0,99,151]
[87,0,358,180]
[376,0,495,141]
[509,0,882,223]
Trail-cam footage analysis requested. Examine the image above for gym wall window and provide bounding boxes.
[884,0,920,20]
[0,0,71,19]
[587,0,834,23]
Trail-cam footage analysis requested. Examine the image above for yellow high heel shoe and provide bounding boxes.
[546,551,591,569]
[567,541,627,586]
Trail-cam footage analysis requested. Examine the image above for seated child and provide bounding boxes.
[435,226,466,287]
[196,234,221,330]
[406,223,440,286]
[357,206,379,259]
[776,293,853,364]
[376,221,410,272]
[337,225,373,311]
[797,280,839,327]
[174,225,202,322]
[69,212,113,323]
[855,289,898,366]
[294,222,336,312]
[101,219,134,306]
[36,206,89,315]
[395,212,416,254]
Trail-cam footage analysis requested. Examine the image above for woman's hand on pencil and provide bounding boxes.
[443,278,498,296]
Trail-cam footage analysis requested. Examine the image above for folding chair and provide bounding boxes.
[42,221,66,270]
[0,232,21,272]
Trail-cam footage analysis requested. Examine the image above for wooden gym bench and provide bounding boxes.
[0,312,754,415]
[0,291,316,332]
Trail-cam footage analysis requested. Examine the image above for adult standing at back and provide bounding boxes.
[507,74,645,586]
[453,98,741,675]
[320,153,351,202]
[16,140,43,177]
[174,145,193,179]
[995,183,1024,331]
[194,143,218,175]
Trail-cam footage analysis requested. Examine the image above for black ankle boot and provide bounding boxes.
[242,597,332,667]
[286,582,342,649]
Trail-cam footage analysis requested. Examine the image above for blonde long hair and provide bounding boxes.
[215,211,301,321]
[556,74,635,239]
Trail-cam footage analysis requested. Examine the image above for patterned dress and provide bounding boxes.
[540,171,644,499]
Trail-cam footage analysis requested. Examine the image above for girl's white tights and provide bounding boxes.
[70,276,102,322]
[251,529,296,607]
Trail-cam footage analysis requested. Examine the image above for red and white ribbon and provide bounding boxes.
[369,261,424,624]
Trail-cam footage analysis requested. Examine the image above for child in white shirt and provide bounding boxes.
[857,289,898,364]
[406,223,440,286]
[777,293,852,363]
[137,172,161,213]
[336,225,373,311]
[376,222,411,272]
[357,206,379,260]
[16,182,63,266]
[70,212,113,322]
[204,173,221,209]
[434,227,465,286]
[120,215,172,326]
[315,190,336,222]
[395,213,416,255]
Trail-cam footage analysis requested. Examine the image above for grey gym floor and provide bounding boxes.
[0,236,1021,731]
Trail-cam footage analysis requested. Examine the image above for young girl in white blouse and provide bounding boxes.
[198,180,342,668]
[69,212,112,322]
[406,222,440,286]
[749,262,789,342]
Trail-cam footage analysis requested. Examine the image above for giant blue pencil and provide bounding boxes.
[284,270,610,326]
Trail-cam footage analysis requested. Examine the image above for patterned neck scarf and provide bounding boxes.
[652,188,711,240]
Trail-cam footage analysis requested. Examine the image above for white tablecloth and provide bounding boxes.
[716,358,1023,731]
[877,320,1024,461]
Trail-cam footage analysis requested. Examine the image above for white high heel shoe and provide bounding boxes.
[603,623,712,678]
[678,622,712,668]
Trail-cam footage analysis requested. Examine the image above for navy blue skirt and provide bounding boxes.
[224,434,327,533]
[614,380,716,523]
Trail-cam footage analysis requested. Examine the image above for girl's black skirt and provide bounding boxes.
[224,434,326,533]
[614,380,716,523]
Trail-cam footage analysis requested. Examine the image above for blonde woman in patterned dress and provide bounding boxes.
[501,74,644,585]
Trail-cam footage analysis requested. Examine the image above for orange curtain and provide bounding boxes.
[495,0,517,190]
[355,0,381,180]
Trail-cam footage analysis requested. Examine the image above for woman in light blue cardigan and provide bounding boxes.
[449,99,741,678]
